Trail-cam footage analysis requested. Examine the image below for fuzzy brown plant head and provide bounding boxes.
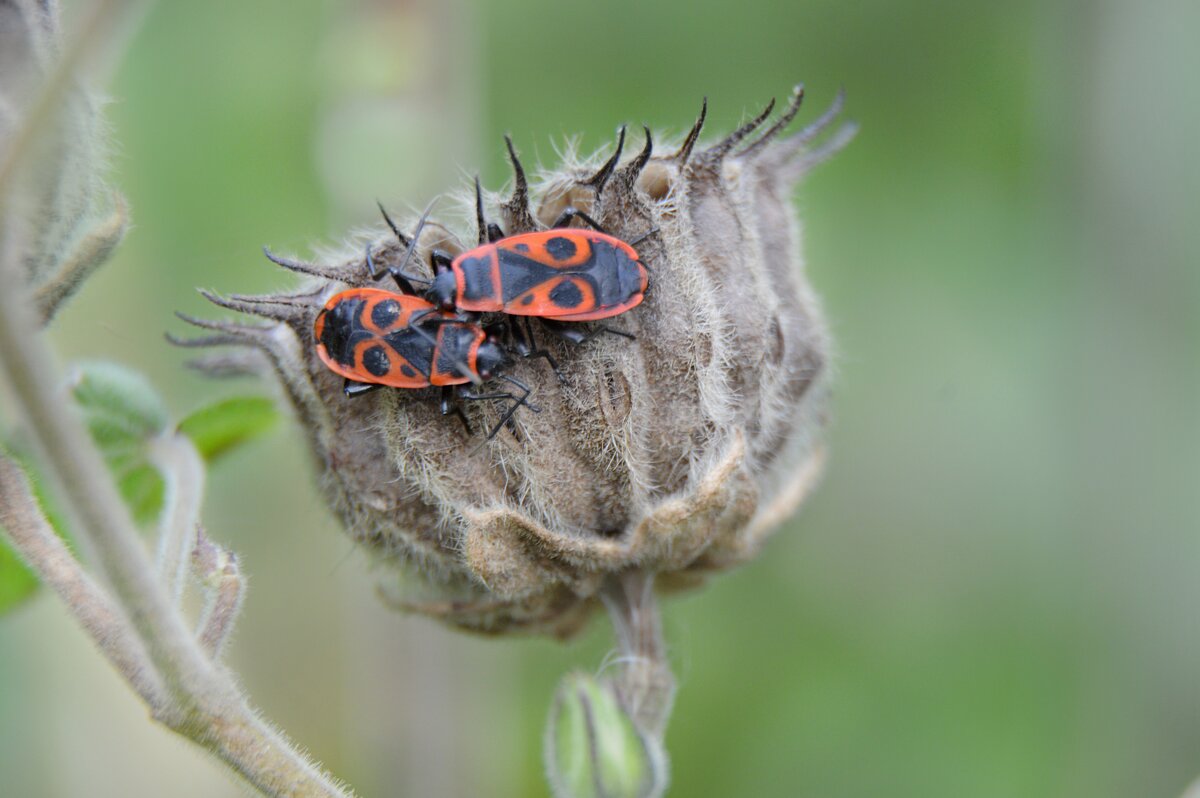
[177,87,856,637]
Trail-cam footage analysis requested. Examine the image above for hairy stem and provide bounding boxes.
[600,570,676,739]
[0,454,167,708]
[151,431,206,606]
[0,2,356,792]
[1,209,216,697]
[0,255,354,795]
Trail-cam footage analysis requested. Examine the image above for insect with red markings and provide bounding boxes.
[313,286,534,439]
[374,129,654,351]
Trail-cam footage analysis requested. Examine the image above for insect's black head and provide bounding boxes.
[431,270,457,311]
[474,335,511,381]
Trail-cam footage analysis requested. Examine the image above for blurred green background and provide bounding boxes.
[2,0,1198,795]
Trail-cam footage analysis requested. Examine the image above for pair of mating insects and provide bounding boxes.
[275,172,652,442]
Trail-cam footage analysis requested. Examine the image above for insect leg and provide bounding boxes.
[430,249,455,273]
[343,378,384,398]
[508,316,564,383]
[626,227,660,249]
[549,207,608,234]
[471,376,538,443]
[440,385,471,434]
[540,318,636,345]
[365,243,423,294]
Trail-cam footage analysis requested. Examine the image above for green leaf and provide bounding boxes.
[178,397,279,463]
[0,537,39,614]
[118,463,166,526]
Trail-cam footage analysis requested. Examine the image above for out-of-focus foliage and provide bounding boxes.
[1,0,1196,796]
[177,397,279,464]
[0,537,38,614]
[70,361,170,525]
[0,359,278,617]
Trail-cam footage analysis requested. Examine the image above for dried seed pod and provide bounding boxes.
[181,88,855,637]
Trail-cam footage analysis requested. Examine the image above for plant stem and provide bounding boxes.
[600,570,676,739]
[0,246,355,795]
[151,431,206,605]
[0,454,167,708]
[0,2,357,791]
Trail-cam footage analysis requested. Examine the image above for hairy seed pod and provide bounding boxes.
[179,87,855,636]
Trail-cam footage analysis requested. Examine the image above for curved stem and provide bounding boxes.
[151,431,206,605]
[0,254,354,795]
[0,2,356,790]
[0,454,167,709]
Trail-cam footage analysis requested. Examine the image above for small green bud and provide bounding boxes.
[69,360,169,449]
[546,672,666,798]
[68,361,169,524]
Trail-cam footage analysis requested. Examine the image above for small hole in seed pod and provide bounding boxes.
[639,162,672,200]
[598,367,632,425]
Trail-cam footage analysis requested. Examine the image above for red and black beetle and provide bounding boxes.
[375,129,653,337]
[428,224,647,322]
[314,286,534,438]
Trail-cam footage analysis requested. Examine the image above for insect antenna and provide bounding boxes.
[368,201,439,290]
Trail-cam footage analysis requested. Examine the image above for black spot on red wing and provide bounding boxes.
[549,279,584,309]
[521,294,535,305]
[362,346,391,377]
[513,243,530,252]
[400,364,417,378]
[545,236,577,261]
[371,299,401,329]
